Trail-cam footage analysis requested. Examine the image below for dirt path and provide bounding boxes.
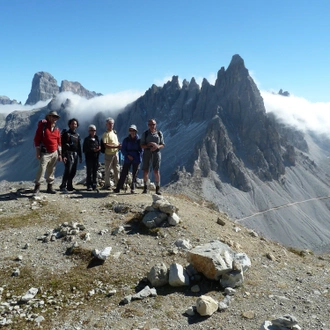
[235,195,330,222]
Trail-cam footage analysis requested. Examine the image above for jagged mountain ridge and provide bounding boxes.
[1,54,330,253]
[25,71,102,105]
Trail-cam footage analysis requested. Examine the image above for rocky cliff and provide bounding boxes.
[24,72,102,105]
[25,72,60,105]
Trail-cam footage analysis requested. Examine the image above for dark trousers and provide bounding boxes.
[60,152,78,189]
[86,158,99,188]
[116,162,140,191]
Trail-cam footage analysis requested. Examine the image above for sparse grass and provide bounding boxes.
[0,209,42,230]
[287,246,310,257]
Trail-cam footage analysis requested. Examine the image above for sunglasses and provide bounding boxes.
[129,129,136,132]
[148,123,156,126]
[89,129,96,131]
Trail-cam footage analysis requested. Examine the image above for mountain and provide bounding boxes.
[0,96,20,105]
[1,54,330,254]
[25,72,102,105]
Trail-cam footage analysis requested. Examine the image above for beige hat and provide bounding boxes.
[89,124,96,131]
[47,110,60,118]
[129,124,138,132]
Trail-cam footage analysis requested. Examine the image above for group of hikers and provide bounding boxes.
[33,110,165,196]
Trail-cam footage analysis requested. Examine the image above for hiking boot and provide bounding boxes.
[156,186,162,195]
[131,190,136,194]
[87,186,93,191]
[113,188,120,193]
[47,184,56,194]
[33,183,40,194]
[142,186,148,194]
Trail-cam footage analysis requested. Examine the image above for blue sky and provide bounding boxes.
[1,0,330,135]
[1,0,329,103]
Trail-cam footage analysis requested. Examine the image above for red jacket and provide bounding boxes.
[34,120,61,153]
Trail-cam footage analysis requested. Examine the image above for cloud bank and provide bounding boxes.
[261,91,330,137]
[1,80,330,140]
[0,90,143,121]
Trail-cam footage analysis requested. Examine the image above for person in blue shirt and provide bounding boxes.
[113,125,143,194]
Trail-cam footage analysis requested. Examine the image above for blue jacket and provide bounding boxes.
[121,134,143,164]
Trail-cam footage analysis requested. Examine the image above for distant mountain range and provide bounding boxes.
[1,54,330,254]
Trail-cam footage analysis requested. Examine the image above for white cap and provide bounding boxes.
[129,124,138,132]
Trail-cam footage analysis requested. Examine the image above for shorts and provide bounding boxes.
[142,151,161,171]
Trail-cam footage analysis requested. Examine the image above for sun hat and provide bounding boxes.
[89,124,96,130]
[47,110,60,118]
[129,124,138,132]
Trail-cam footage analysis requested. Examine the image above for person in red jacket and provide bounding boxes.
[33,110,62,194]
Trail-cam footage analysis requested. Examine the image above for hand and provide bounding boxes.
[128,155,133,161]
[149,142,158,152]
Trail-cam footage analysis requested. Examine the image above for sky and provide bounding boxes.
[0,0,330,135]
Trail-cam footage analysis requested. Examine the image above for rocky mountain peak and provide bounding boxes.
[0,96,19,105]
[60,80,102,99]
[24,72,102,106]
[25,72,59,105]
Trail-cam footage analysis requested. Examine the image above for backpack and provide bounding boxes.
[144,129,162,141]
[100,138,105,153]
[36,119,59,153]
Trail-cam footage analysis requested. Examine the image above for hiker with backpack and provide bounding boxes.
[59,118,82,192]
[33,110,62,194]
[113,124,142,194]
[83,124,101,191]
[140,119,165,195]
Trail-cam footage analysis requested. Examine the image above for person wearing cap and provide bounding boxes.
[59,118,83,192]
[83,124,101,191]
[33,110,62,194]
[113,124,142,194]
[140,118,165,195]
[100,117,121,189]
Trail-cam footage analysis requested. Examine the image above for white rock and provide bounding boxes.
[185,306,195,316]
[175,238,192,250]
[21,287,38,303]
[93,247,112,260]
[168,212,180,226]
[196,295,218,316]
[169,263,190,287]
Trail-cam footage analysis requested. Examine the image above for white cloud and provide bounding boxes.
[261,90,330,136]
[0,90,143,121]
[0,100,50,115]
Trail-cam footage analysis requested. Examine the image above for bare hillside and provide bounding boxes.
[0,182,329,329]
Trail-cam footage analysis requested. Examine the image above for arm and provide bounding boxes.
[140,132,148,149]
[57,128,62,162]
[78,135,83,163]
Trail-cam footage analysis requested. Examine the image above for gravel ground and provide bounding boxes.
[1,180,330,329]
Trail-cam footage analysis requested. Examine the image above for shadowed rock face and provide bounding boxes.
[116,54,287,190]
